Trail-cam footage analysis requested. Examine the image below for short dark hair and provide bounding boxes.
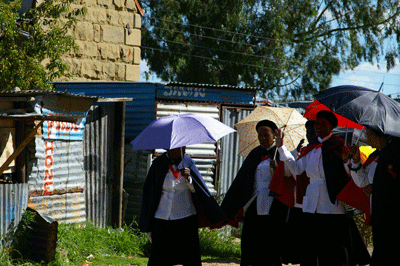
[256,119,278,131]
[316,111,338,128]
[305,120,315,128]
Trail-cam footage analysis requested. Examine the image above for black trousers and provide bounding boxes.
[148,215,201,266]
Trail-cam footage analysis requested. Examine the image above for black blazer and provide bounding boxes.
[139,153,227,232]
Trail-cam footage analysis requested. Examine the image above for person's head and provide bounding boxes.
[256,120,277,149]
[315,111,337,138]
[167,146,186,159]
[305,120,317,143]
[365,127,388,150]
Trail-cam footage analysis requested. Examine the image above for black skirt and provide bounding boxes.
[148,215,201,266]
[240,199,286,266]
[301,213,370,266]
[281,207,307,265]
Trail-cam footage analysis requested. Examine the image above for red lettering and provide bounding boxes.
[74,122,79,132]
[45,155,53,168]
[56,121,61,132]
[44,181,53,190]
[44,141,54,155]
[47,121,55,138]
[45,169,53,180]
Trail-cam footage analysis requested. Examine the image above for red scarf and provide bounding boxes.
[168,164,180,178]
[261,155,270,161]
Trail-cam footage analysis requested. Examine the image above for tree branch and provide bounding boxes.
[303,10,400,42]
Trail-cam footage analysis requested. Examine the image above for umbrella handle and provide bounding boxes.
[355,126,365,146]
[180,147,185,168]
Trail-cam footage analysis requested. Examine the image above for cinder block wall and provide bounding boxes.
[60,0,142,81]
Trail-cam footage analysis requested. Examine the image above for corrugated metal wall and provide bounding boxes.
[84,105,115,227]
[28,138,86,224]
[218,107,254,197]
[0,183,29,238]
[123,147,151,224]
[52,82,157,140]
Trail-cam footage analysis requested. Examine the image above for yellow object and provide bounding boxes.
[359,146,376,164]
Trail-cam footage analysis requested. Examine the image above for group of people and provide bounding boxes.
[139,110,400,266]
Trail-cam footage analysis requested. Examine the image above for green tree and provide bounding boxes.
[0,0,85,91]
[142,0,400,100]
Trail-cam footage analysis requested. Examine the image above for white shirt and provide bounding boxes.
[350,157,378,215]
[154,162,196,220]
[350,159,377,188]
[278,134,346,214]
[244,145,294,215]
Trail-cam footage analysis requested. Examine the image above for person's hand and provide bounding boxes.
[349,145,361,164]
[296,139,305,153]
[180,167,191,179]
[275,128,285,148]
[270,159,278,176]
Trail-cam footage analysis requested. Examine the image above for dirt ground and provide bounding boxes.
[201,247,374,266]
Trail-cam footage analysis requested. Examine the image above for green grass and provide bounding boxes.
[1,217,241,265]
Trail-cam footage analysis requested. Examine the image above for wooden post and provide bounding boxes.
[0,120,44,177]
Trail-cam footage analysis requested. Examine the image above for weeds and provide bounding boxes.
[57,220,149,264]
[199,228,241,260]
[1,217,241,265]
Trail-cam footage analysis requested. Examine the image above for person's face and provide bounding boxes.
[257,126,275,149]
[314,117,333,138]
[167,147,186,159]
[306,125,317,143]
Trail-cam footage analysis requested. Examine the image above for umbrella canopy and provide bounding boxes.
[304,100,363,130]
[130,113,236,150]
[235,106,307,157]
[314,85,400,137]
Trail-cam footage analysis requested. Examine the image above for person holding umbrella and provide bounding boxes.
[139,146,227,266]
[346,128,400,265]
[275,110,370,266]
[221,119,295,266]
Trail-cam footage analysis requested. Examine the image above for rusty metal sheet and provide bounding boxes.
[27,192,86,224]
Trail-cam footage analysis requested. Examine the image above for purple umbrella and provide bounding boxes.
[131,113,236,150]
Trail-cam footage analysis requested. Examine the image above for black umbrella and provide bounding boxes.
[314,85,400,138]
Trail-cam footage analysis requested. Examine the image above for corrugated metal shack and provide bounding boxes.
[52,81,259,224]
[1,90,129,239]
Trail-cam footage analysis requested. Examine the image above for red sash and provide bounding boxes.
[268,161,296,207]
[336,152,378,225]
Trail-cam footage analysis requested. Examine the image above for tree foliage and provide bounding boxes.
[142,0,400,100]
[0,0,85,91]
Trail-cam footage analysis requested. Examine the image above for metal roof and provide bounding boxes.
[0,89,99,100]
[165,82,263,91]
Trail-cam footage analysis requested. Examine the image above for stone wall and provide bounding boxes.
[60,0,142,81]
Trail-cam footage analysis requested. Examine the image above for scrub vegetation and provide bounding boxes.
[0,215,241,265]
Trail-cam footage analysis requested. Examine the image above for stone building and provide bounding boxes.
[63,0,144,81]
[20,0,144,82]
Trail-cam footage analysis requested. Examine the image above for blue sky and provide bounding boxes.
[140,60,400,98]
